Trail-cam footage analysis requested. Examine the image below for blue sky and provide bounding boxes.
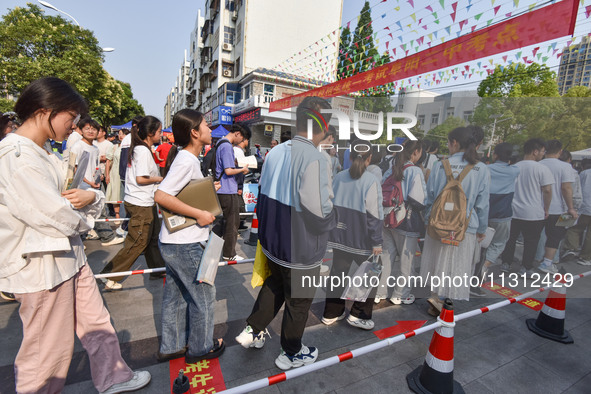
[2,1,587,121]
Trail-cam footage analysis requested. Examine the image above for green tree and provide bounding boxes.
[0,4,143,127]
[426,116,466,155]
[0,98,14,113]
[477,63,559,97]
[337,26,352,80]
[351,1,379,75]
[563,86,591,97]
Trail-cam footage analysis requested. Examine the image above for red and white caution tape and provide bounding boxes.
[221,270,591,394]
[95,213,254,222]
[105,201,124,204]
[94,258,255,279]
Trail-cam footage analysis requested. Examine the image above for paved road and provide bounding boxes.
[1,231,590,394]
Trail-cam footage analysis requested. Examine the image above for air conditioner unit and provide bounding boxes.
[232,10,238,20]
[223,69,232,77]
[222,43,232,52]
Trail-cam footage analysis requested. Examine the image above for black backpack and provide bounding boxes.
[201,139,231,179]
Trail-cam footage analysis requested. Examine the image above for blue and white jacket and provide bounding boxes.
[257,136,336,269]
[487,161,520,222]
[425,153,490,235]
[328,170,383,255]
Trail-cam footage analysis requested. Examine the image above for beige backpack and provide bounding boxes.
[428,159,474,245]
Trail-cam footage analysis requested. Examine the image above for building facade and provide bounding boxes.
[557,36,591,95]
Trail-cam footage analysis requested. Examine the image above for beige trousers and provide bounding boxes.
[14,264,133,393]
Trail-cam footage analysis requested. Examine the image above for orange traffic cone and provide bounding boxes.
[244,208,258,246]
[407,299,464,394]
[526,278,573,344]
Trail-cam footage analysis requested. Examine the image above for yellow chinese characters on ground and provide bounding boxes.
[169,357,227,394]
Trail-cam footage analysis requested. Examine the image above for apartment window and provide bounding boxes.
[431,113,439,125]
[446,107,454,118]
[224,26,235,45]
[235,57,241,78]
[225,0,235,11]
[236,21,242,44]
[263,84,275,96]
[463,111,473,122]
[243,84,251,99]
[418,115,425,126]
[397,104,404,111]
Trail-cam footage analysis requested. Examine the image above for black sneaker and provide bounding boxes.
[469,286,486,297]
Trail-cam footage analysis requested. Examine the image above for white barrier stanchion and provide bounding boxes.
[221,270,591,394]
[95,213,253,223]
[94,258,255,279]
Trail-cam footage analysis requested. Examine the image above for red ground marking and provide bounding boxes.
[481,282,543,311]
[169,356,226,393]
[374,320,428,340]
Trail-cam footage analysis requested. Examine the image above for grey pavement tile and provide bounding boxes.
[524,331,591,384]
[477,356,572,394]
[562,372,591,394]
[463,380,494,394]
[224,369,281,394]
[353,338,427,379]
[449,341,502,385]
[334,363,414,394]
[219,340,283,383]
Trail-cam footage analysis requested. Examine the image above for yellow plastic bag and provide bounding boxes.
[251,240,271,288]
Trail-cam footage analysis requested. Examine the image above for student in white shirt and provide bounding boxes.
[0,77,150,394]
[154,109,224,364]
[500,138,554,275]
[99,116,165,289]
[537,140,577,274]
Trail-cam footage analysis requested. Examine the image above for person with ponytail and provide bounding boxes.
[100,116,165,290]
[375,139,426,305]
[0,77,150,393]
[421,127,490,312]
[322,139,384,330]
[153,109,225,363]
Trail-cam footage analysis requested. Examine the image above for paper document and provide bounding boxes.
[237,155,258,169]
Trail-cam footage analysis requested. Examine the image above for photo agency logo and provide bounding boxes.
[306,109,418,153]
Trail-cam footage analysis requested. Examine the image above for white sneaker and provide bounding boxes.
[390,294,416,305]
[321,311,346,325]
[99,370,151,394]
[104,280,122,291]
[115,226,127,237]
[374,296,384,304]
[86,229,100,240]
[235,325,268,349]
[101,237,125,247]
[224,255,245,261]
[538,262,558,274]
[319,264,330,274]
[275,345,318,370]
[346,315,375,330]
[577,258,591,266]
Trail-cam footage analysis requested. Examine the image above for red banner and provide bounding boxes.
[270,0,580,112]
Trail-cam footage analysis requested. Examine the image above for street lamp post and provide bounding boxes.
[37,1,114,53]
[38,0,79,26]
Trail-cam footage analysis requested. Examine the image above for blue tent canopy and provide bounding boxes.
[162,127,172,133]
[111,120,132,130]
[211,125,229,139]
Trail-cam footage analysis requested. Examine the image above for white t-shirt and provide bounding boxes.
[70,140,100,190]
[512,160,555,221]
[66,131,82,151]
[124,145,160,206]
[120,133,132,149]
[539,158,576,215]
[94,139,113,175]
[158,150,210,244]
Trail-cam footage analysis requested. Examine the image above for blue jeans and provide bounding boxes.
[158,241,216,357]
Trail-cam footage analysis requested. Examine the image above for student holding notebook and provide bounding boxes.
[154,109,224,364]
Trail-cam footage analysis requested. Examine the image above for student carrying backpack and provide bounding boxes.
[201,138,231,178]
[382,163,414,228]
[420,127,489,309]
[427,159,474,244]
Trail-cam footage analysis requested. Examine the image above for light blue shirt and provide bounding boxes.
[488,161,520,194]
[425,152,490,234]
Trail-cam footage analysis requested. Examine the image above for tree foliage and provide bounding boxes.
[472,62,591,151]
[0,4,143,126]
[426,116,465,155]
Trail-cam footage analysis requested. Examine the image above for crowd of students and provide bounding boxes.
[1,78,590,392]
